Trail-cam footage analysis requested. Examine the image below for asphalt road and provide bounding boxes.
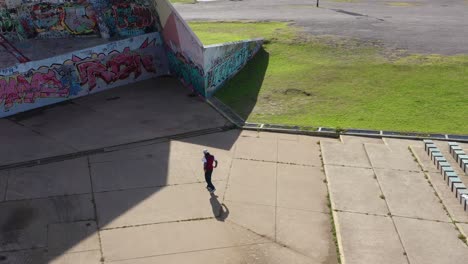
[175,0,468,55]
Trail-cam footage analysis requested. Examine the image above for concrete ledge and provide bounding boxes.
[451,146,463,155]
[444,171,458,182]
[456,189,468,200]
[437,161,450,171]
[434,157,447,168]
[457,155,468,165]
[431,151,443,161]
[461,160,468,174]
[440,165,454,176]
[208,96,468,143]
[426,144,438,154]
[461,194,468,211]
[450,180,463,192]
[453,150,465,160]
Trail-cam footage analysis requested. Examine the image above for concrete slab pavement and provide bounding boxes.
[394,217,468,264]
[222,200,275,239]
[48,251,102,264]
[375,168,450,222]
[111,242,314,264]
[277,164,328,212]
[3,93,466,264]
[47,221,100,255]
[321,141,372,168]
[0,249,102,264]
[276,207,335,262]
[0,119,76,166]
[0,77,228,166]
[95,182,227,229]
[100,219,270,262]
[0,194,93,251]
[335,212,408,264]
[15,78,227,152]
[325,165,389,215]
[224,159,277,206]
[234,136,277,162]
[6,158,91,201]
[365,143,421,171]
[278,139,322,166]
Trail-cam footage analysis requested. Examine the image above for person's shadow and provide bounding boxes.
[210,193,229,222]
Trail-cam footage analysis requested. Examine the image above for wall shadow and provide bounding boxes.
[0,76,241,263]
[213,48,270,121]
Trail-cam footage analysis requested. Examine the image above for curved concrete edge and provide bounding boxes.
[207,97,468,143]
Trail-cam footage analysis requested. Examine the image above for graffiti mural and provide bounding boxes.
[154,0,205,95]
[204,39,263,96]
[167,50,204,94]
[0,0,263,117]
[153,0,263,97]
[22,2,99,38]
[0,32,168,117]
[75,42,157,90]
[0,8,23,40]
[103,1,156,37]
[0,0,157,41]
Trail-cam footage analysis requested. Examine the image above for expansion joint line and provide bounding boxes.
[274,137,279,242]
[319,142,343,264]
[87,156,105,263]
[363,145,411,264]
[3,170,10,201]
[221,142,237,204]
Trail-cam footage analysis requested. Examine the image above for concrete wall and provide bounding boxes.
[204,39,263,97]
[152,0,263,97]
[0,0,157,41]
[0,0,263,117]
[153,0,205,95]
[0,32,168,117]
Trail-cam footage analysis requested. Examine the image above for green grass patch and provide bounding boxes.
[190,22,468,134]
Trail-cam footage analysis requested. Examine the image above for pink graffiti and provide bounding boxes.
[76,47,156,90]
[0,70,68,110]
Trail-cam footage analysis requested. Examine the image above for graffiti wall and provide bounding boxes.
[204,39,263,97]
[0,1,100,40]
[153,0,205,95]
[0,0,157,41]
[0,32,168,117]
[0,0,263,118]
[102,0,157,38]
[152,0,263,97]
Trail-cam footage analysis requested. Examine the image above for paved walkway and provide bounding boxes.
[0,79,467,263]
[0,130,339,264]
[0,78,337,264]
[322,136,468,264]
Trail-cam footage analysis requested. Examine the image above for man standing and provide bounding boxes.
[202,149,218,192]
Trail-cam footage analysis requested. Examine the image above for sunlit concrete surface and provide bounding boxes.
[0,80,467,263]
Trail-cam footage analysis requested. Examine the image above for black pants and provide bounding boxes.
[205,170,215,189]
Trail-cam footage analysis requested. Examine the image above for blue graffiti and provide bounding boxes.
[167,51,205,96]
